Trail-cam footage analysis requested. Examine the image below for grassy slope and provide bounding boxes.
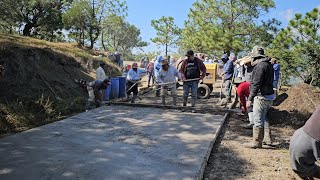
[0,34,120,135]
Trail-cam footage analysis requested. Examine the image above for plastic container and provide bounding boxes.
[110,78,120,99]
[104,85,111,101]
[118,76,126,98]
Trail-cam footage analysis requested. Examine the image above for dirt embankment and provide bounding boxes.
[0,36,121,135]
[270,84,320,128]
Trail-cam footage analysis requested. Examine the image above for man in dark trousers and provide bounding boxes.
[290,106,320,179]
[179,50,206,107]
[245,46,275,149]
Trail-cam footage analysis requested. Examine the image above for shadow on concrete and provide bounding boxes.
[0,105,225,180]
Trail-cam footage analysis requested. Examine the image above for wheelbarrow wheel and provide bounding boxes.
[198,84,211,99]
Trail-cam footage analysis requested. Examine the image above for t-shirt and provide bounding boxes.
[185,59,200,79]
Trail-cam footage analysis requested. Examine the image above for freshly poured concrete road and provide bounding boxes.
[0,106,225,180]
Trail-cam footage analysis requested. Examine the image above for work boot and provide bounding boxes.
[244,127,264,149]
[161,96,166,105]
[126,94,130,102]
[217,98,228,106]
[173,97,177,106]
[183,97,188,107]
[227,97,232,103]
[131,94,137,103]
[241,123,254,129]
[263,121,272,146]
[191,98,196,107]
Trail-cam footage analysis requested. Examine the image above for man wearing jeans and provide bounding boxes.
[179,50,206,107]
[245,46,275,149]
[157,59,181,106]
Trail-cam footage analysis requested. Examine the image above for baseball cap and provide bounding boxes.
[186,50,194,56]
[161,59,169,65]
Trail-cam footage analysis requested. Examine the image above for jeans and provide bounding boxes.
[183,81,198,99]
[253,96,273,128]
[148,72,154,86]
[224,79,232,99]
[273,80,278,89]
[161,86,177,97]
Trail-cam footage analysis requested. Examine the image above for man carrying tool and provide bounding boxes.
[126,62,145,103]
[221,54,235,105]
[157,59,181,106]
[290,106,320,180]
[179,50,206,107]
[245,46,275,149]
[86,78,110,110]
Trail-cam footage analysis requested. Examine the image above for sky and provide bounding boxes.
[126,0,320,54]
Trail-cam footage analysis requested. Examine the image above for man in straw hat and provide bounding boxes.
[157,59,181,105]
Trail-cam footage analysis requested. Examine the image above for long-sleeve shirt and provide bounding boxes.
[273,63,280,81]
[179,57,206,80]
[303,106,320,141]
[127,68,145,83]
[154,56,163,81]
[146,62,154,73]
[223,60,234,80]
[157,65,181,88]
[236,82,250,111]
[96,66,107,81]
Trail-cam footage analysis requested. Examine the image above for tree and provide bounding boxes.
[101,15,147,60]
[63,0,127,49]
[180,0,276,55]
[269,8,320,86]
[63,0,91,46]
[0,0,64,39]
[151,16,181,57]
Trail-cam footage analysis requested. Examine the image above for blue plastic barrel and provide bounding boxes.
[110,78,120,99]
[104,85,111,101]
[118,76,126,98]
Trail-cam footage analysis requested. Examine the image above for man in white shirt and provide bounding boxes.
[96,62,107,81]
[157,59,181,106]
[126,63,145,103]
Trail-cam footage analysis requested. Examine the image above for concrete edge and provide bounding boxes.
[196,112,231,180]
[107,102,241,114]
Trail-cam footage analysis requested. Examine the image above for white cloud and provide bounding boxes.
[279,9,295,21]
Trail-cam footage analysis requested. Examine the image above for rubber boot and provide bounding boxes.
[126,94,130,102]
[244,127,264,149]
[173,97,177,106]
[263,121,272,146]
[191,97,196,107]
[161,96,166,105]
[131,94,137,103]
[183,96,187,107]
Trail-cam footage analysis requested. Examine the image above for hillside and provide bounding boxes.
[0,34,121,135]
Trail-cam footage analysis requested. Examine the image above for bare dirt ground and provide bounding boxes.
[203,113,298,180]
[132,74,320,179]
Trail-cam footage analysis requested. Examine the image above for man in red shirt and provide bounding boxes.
[237,81,250,113]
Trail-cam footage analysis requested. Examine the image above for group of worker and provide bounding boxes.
[225,47,320,180]
[126,50,206,106]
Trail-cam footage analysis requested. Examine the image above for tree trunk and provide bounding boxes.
[165,43,168,57]
[23,23,33,36]
[101,31,106,51]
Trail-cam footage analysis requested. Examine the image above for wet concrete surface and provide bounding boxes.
[0,105,225,180]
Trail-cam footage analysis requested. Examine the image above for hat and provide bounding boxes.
[161,59,169,65]
[132,63,138,68]
[270,58,277,63]
[186,50,194,56]
[100,62,106,66]
[251,46,264,56]
[238,57,252,66]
